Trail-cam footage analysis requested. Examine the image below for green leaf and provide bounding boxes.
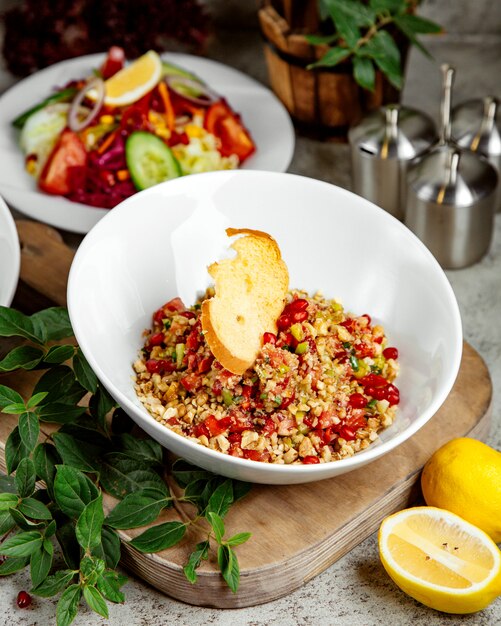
[32,569,76,597]
[0,509,16,534]
[304,33,340,46]
[96,570,126,603]
[5,426,29,474]
[369,0,405,12]
[322,0,363,48]
[393,14,438,59]
[98,453,167,500]
[0,492,18,510]
[225,532,252,547]
[9,506,46,531]
[0,384,24,409]
[0,530,43,557]
[0,475,17,493]
[33,443,61,499]
[183,540,209,584]
[361,30,402,89]
[232,480,252,503]
[52,433,99,473]
[37,403,87,424]
[0,555,29,575]
[56,522,81,570]
[217,544,240,593]
[129,521,186,553]
[89,385,116,430]
[395,13,442,34]
[324,0,375,26]
[18,412,40,452]
[0,345,44,372]
[171,459,213,488]
[83,585,109,618]
[308,45,350,69]
[18,497,52,520]
[353,55,376,90]
[100,526,121,569]
[105,491,168,530]
[30,538,53,587]
[31,307,73,341]
[0,307,46,344]
[75,494,104,551]
[80,555,105,584]
[56,584,81,626]
[33,366,85,406]
[116,433,163,466]
[15,457,36,497]
[207,511,225,544]
[26,391,49,408]
[43,345,75,365]
[54,465,99,518]
[45,519,57,537]
[206,479,234,519]
[1,402,26,414]
[73,348,98,393]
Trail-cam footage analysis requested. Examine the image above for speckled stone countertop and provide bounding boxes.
[0,23,500,626]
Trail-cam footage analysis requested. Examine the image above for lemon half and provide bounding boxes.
[378,506,501,614]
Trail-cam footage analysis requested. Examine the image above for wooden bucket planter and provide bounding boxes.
[258,0,402,138]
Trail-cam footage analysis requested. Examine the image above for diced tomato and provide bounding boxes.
[186,326,201,351]
[100,46,125,79]
[228,432,242,445]
[165,297,186,312]
[243,449,270,462]
[180,372,201,392]
[193,422,210,439]
[204,100,255,162]
[39,129,87,195]
[302,455,320,464]
[203,415,232,437]
[198,356,214,374]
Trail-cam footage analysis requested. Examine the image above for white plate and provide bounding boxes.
[0,53,295,234]
[0,195,20,306]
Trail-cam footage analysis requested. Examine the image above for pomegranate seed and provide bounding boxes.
[153,309,166,324]
[290,310,308,323]
[302,455,320,464]
[338,427,356,441]
[149,332,164,347]
[372,387,388,401]
[349,393,367,409]
[287,299,308,313]
[180,311,196,319]
[263,332,276,345]
[277,314,291,331]
[383,347,399,360]
[17,591,31,609]
[362,314,371,325]
[386,383,400,405]
[359,373,387,388]
[146,359,161,374]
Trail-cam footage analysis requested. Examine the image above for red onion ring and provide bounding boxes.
[68,77,105,132]
[165,76,218,107]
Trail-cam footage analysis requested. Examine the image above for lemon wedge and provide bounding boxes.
[378,506,501,614]
[92,50,162,107]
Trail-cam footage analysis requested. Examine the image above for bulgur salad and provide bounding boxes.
[133,291,400,465]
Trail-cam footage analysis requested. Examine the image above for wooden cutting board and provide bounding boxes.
[0,220,492,609]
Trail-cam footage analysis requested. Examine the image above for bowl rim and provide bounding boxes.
[68,170,463,477]
[0,195,20,307]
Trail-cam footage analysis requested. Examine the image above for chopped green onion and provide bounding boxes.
[162,318,172,329]
[274,395,282,406]
[342,341,352,350]
[175,343,185,367]
[367,399,377,409]
[349,355,359,371]
[222,389,233,407]
[260,393,268,400]
[295,341,309,355]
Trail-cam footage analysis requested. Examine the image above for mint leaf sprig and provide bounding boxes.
[0,305,252,624]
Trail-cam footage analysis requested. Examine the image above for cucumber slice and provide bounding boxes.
[126,131,182,191]
[161,60,204,84]
[12,87,78,129]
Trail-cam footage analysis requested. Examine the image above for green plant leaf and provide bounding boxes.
[0,307,46,344]
[206,479,234,519]
[54,465,99,518]
[0,555,29,575]
[89,385,116,430]
[83,584,109,618]
[98,453,167,499]
[18,412,40,452]
[80,554,106,584]
[183,540,209,584]
[110,407,135,435]
[0,384,24,409]
[0,509,16,534]
[369,0,405,12]
[0,492,18,510]
[207,511,225,544]
[56,584,81,626]
[32,569,76,597]
[395,13,442,34]
[31,307,73,341]
[361,30,402,89]
[225,532,252,547]
[9,506,46,531]
[232,480,252,503]
[72,348,98,393]
[5,426,29,474]
[37,403,87,424]
[308,45,350,69]
[96,570,126,603]
[0,475,17,493]
[105,491,168,530]
[45,519,57,537]
[171,459,213,488]
[43,345,75,365]
[75,494,104,551]
[33,366,85,406]
[324,0,375,26]
[1,402,26,414]
[129,521,186,553]
[18,497,52,520]
[100,526,121,569]
[353,55,376,90]
[56,522,81,570]
[0,345,44,372]
[33,443,61,499]
[15,457,36,497]
[304,33,340,45]
[52,433,99,473]
[0,530,43,557]
[26,391,49,408]
[321,0,366,48]
[116,433,163,466]
[30,538,54,587]
[217,544,240,593]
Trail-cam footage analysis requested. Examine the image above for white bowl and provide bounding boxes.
[0,196,20,306]
[67,171,462,485]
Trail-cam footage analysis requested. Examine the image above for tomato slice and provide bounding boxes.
[39,129,87,195]
[100,46,125,79]
[204,100,255,162]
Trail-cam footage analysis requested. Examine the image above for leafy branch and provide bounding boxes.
[0,306,252,624]
[307,0,442,91]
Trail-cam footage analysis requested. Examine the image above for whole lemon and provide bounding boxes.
[421,437,501,543]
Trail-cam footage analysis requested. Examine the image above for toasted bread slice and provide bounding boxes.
[201,228,289,375]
